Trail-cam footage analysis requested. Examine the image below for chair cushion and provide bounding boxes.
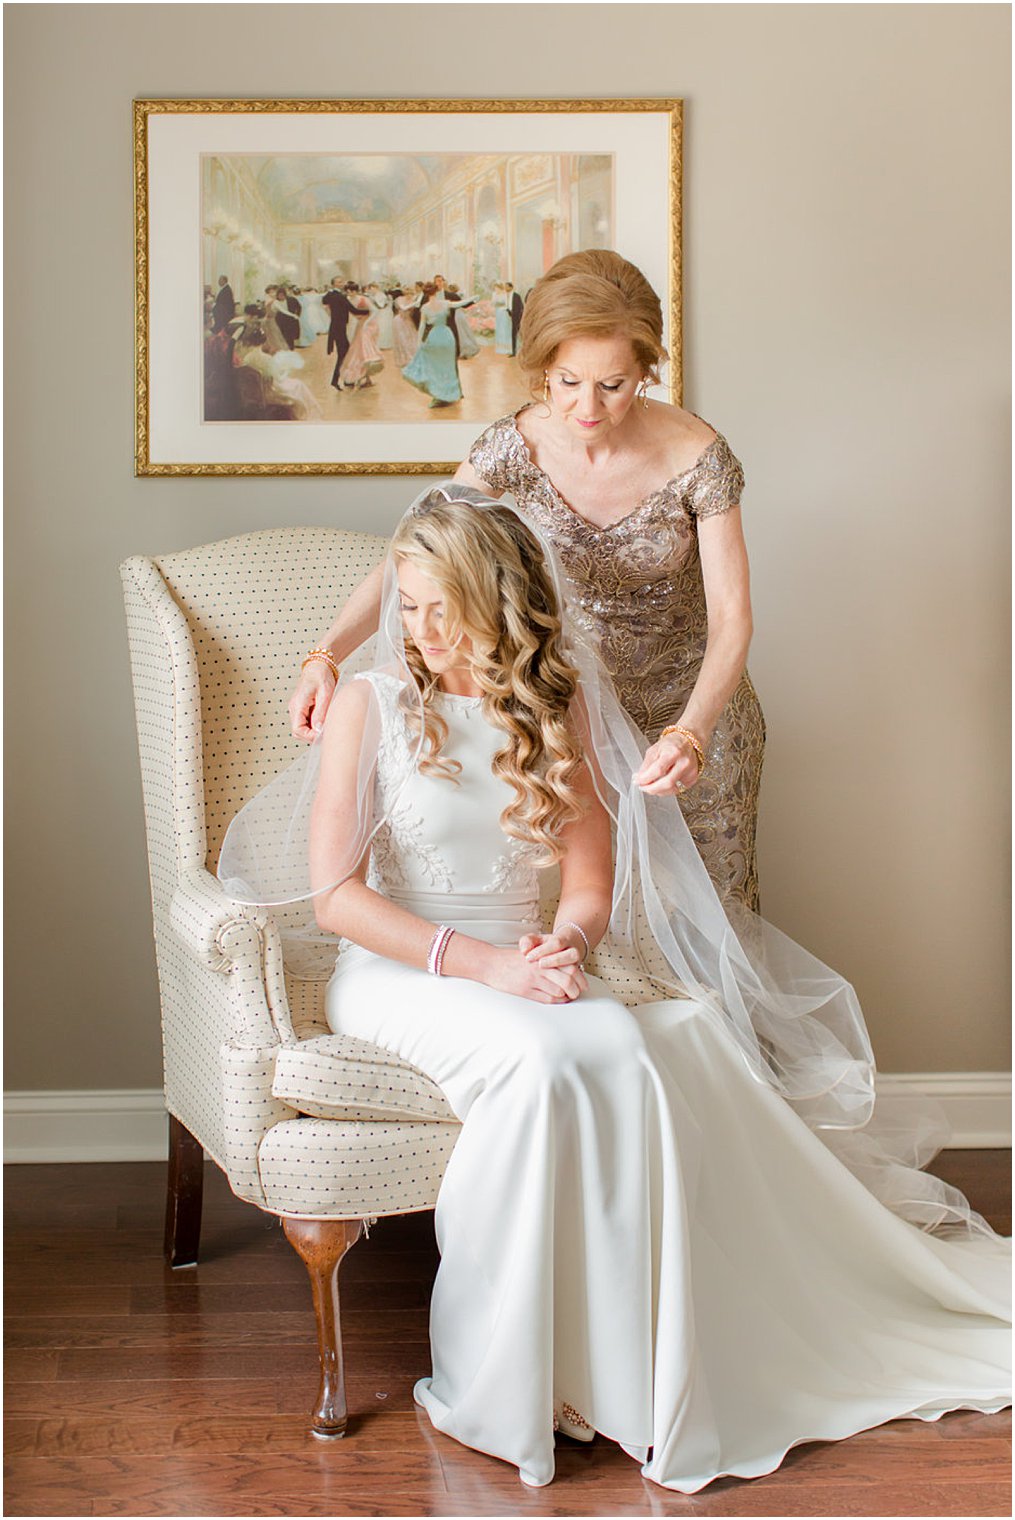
[257,1116,460,1217]
[272,1032,457,1123]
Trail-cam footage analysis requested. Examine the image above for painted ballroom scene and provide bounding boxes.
[202,151,612,423]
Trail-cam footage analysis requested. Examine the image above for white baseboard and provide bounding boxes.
[874,1072,1012,1149]
[3,1089,169,1163]
[3,1074,1011,1163]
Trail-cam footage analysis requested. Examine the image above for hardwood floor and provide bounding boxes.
[4,1154,1010,1517]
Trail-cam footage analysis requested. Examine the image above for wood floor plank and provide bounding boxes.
[5,1287,131,1319]
[89,1499,462,1519]
[128,1281,429,1319]
[4,1352,58,1383]
[3,1419,39,1456]
[5,1378,282,1419]
[4,1452,451,1516]
[49,1345,429,1385]
[21,1411,428,1457]
[686,1482,1013,1516]
[6,1254,304,1288]
[6,1311,429,1351]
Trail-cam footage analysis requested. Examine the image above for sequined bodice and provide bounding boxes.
[467,411,745,729]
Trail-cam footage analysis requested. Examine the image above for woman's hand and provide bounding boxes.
[480,941,586,1004]
[520,932,588,1001]
[289,660,338,742]
[633,733,703,797]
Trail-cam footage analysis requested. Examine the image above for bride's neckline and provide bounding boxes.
[433,688,483,706]
[507,407,724,532]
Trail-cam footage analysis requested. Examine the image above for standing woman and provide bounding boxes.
[446,286,480,359]
[391,287,422,368]
[261,285,289,355]
[493,282,513,354]
[367,282,394,349]
[401,283,463,409]
[295,287,319,348]
[461,251,764,913]
[338,286,384,391]
[291,250,763,914]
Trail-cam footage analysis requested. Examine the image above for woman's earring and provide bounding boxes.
[638,381,649,410]
[543,372,550,403]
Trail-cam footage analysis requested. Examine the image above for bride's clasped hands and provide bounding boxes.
[514,931,588,1003]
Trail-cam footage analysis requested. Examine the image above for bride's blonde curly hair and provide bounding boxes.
[390,494,586,864]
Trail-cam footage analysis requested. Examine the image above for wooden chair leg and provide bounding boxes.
[164,1114,204,1268]
[283,1217,365,1439]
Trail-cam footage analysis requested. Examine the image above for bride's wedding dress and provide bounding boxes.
[323,671,1010,1492]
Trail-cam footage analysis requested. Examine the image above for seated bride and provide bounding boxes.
[219,485,1010,1494]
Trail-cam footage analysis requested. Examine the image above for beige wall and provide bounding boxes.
[5,3,1010,1091]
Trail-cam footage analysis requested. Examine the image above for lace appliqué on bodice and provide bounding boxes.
[355,672,541,904]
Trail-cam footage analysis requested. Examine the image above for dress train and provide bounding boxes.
[328,953,1009,1492]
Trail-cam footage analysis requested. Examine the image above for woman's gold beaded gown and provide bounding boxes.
[469,409,766,913]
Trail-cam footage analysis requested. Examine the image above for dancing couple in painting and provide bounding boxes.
[402,276,480,409]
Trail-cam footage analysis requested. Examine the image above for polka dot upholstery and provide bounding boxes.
[258,1117,461,1218]
[273,1033,456,1124]
[152,526,387,874]
[121,526,683,1225]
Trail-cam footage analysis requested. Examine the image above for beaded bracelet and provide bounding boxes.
[555,919,590,966]
[302,647,341,683]
[659,723,706,778]
[427,924,455,977]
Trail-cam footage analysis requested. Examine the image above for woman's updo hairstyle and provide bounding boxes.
[516,249,667,396]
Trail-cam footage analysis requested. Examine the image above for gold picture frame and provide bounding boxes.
[135,97,683,478]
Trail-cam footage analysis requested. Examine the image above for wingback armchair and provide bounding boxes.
[120,526,669,1439]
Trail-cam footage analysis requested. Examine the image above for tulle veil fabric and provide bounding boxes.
[218,482,1000,1244]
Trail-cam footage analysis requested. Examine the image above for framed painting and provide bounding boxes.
[134,97,682,477]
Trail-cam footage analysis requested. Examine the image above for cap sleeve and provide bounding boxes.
[466,415,525,493]
[685,434,745,520]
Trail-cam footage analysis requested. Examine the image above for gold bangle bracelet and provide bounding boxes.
[302,648,340,683]
[659,723,706,777]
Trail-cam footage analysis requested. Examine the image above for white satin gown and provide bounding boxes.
[325,673,1011,1493]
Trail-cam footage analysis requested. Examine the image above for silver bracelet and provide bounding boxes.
[427,924,455,977]
[555,919,590,966]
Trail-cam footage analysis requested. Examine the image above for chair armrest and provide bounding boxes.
[168,868,297,1045]
[221,1039,298,1206]
[169,866,260,970]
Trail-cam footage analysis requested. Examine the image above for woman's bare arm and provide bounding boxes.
[288,561,385,739]
[677,506,754,742]
[522,759,613,975]
[635,506,753,796]
[318,560,386,665]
